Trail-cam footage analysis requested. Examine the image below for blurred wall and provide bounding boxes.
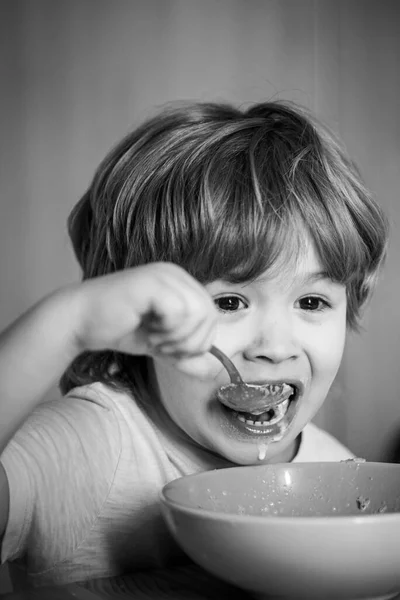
[0,0,399,460]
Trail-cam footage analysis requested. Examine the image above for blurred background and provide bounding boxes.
[1,0,399,463]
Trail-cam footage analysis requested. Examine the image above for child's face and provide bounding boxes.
[152,239,347,465]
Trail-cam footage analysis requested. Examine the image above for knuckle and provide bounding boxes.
[160,294,189,326]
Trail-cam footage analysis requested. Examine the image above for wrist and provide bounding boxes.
[45,282,88,359]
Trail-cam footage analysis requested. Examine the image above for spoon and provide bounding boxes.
[209,344,243,385]
[209,344,278,409]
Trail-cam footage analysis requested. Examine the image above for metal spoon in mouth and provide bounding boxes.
[209,345,292,410]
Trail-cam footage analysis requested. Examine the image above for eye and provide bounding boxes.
[214,295,248,313]
[298,296,331,311]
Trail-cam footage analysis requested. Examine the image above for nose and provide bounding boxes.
[243,311,298,364]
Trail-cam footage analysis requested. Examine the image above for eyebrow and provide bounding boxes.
[241,270,334,288]
[301,270,332,284]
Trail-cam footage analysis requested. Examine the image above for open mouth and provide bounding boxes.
[234,395,293,426]
[218,382,300,438]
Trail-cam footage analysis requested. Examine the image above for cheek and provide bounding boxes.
[153,360,218,438]
[153,357,218,411]
[310,323,346,382]
[153,351,228,383]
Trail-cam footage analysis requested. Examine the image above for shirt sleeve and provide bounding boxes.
[0,386,122,570]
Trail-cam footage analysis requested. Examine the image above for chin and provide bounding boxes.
[211,425,300,466]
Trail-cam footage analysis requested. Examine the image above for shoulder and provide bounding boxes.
[294,422,355,462]
[6,382,126,478]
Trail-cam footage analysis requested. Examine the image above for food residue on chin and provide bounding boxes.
[257,443,268,461]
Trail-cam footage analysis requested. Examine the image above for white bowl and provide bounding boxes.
[161,462,400,600]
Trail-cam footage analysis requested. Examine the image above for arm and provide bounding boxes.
[0,287,81,543]
[0,287,81,454]
[0,263,217,541]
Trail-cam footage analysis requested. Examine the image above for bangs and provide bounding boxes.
[173,188,307,286]
[117,124,373,289]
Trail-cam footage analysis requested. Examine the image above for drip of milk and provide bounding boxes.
[257,443,269,461]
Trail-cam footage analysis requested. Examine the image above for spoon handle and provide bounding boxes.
[209,345,243,385]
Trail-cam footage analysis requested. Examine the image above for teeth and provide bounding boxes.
[236,399,290,426]
[271,384,284,394]
[246,384,295,415]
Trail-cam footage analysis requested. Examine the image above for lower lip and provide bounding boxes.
[217,396,299,441]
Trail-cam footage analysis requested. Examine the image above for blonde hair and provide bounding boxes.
[60,100,388,396]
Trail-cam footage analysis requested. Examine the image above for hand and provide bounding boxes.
[73,262,218,359]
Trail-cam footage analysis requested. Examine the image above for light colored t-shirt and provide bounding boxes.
[0,382,354,588]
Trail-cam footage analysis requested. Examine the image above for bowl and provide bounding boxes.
[160,461,400,600]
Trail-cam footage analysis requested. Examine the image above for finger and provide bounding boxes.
[146,286,216,336]
[146,306,215,345]
[154,314,217,358]
[147,286,217,345]
[145,289,192,332]
[156,264,215,314]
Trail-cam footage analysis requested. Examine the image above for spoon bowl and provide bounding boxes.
[209,345,294,411]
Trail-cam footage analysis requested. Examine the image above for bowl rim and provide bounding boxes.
[160,461,400,526]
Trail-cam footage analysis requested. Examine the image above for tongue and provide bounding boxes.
[241,409,275,422]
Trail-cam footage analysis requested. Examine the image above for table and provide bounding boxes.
[2,566,400,600]
[0,565,254,599]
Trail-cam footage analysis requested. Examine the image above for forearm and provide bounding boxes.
[0,286,82,453]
